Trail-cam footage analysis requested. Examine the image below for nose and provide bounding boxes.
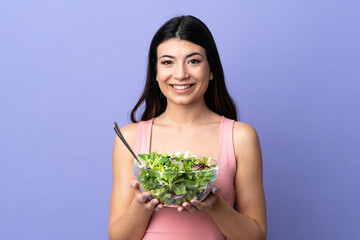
[174,63,189,80]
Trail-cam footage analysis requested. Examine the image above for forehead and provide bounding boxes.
[157,38,205,56]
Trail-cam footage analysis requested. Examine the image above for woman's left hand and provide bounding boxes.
[177,185,220,213]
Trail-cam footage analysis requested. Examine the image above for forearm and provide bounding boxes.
[207,197,266,240]
[109,198,153,240]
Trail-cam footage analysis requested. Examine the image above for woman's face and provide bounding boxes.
[156,38,213,106]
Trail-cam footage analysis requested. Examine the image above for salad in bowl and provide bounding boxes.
[133,151,219,206]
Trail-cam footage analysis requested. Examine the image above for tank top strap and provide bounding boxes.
[134,118,153,155]
[218,116,236,173]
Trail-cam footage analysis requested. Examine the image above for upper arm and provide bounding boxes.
[233,122,267,236]
[108,123,139,231]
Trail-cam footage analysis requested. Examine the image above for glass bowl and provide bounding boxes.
[133,159,219,206]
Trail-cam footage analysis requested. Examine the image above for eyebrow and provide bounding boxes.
[159,52,204,59]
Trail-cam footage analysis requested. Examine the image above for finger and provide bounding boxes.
[136,191,152,203]
[130,180,139,189]
[131,181,144,198]
[212,185,220,194]
[145,198,159,210]
[130,181,151,203]
[190,199,203,210]
[182,202,197,213]
[154,203,164,212]
[177,206,184,212]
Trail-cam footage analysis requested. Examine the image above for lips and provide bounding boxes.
[169,84,195,94]
[170,84,194,89]
[172,84,191,90]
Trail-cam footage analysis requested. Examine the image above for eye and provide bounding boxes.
[161,60,173,65]
[188,59,201,64]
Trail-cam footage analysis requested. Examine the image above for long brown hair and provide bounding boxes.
[131,15,238,122]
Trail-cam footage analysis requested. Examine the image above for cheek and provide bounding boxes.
[156,68,171,82]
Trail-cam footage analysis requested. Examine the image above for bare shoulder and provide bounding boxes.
[120,122,139,132]
[120,122,139,138]
[113,122,139,148]
[118,122,139,142]
[233,121,260,144]
[232,121,261,162]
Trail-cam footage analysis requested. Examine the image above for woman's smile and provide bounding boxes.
[171,84,193,90]
[169,83,196,94]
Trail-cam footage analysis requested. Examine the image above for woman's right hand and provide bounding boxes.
[130,180,164,212]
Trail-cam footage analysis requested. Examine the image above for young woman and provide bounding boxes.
[108,15,267,240]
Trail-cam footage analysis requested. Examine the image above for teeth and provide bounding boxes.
[173,85,191,90]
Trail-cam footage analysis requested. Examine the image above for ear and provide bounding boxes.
[209,72,213,80]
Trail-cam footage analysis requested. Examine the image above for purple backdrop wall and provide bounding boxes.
[1,1,359,239]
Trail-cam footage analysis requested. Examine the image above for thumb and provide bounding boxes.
[130,180,139,189]
[212,185,220,194]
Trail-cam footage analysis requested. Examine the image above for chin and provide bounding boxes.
[167,96,203,106]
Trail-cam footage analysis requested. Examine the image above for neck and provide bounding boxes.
[158,98,216,126]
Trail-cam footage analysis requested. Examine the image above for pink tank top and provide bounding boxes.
[134,116,236,240]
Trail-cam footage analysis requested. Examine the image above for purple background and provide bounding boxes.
[1,1,359,239]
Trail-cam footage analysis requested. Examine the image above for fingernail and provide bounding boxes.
[152,200,158,205]
[184,204,190,208]
[144,193,149,198]
[214,187,218,193]
[191,200,196,205]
